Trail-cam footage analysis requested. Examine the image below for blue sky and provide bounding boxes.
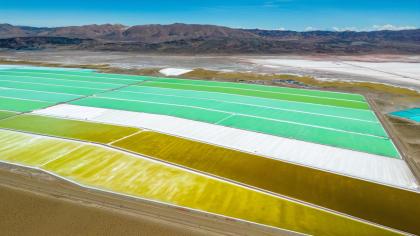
[0,0,419,31]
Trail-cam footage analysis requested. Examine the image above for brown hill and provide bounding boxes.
[121,23,258,43]
[0,23,419,54]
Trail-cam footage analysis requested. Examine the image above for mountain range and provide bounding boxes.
[0,23,419,54]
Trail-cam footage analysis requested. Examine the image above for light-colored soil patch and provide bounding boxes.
[0,186,204,235]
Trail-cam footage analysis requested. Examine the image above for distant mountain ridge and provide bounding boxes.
[0,23,419,54]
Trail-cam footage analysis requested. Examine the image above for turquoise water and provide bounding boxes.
[390,108,420,122]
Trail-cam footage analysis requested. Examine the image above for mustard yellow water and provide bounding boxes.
[0,110,17,120]
[111,131,420,234]
[0,129,400,235]
[0,115,139,143]
[0,130,81,166]
[1,115,418,234]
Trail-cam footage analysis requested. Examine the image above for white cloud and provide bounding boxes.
[371,24,417,31]
[304,26,318,31]
[331,24,417,32]
[278,27,286,31]
[332,26,358,32]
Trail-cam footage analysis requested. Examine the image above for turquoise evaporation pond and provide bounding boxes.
[0,67,153,112]
[96,89,386,137]
[0,68,151,81]
[0,87,80,103]
[390,108,420,122]
[0,65,94,72]
[0,67,399,157]
[71,87,398,158]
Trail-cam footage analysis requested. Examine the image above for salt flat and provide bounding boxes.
[159,68,192,76]
[249,58,420,89]
[1,50,420,90]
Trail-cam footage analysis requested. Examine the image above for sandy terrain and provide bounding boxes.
[370,98,420,183]
[0,185,204,236]
[0,164,295,236]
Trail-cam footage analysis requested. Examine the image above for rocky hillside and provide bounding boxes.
[0,23,419,54]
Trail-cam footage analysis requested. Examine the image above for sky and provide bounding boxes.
[0,0,419,31]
